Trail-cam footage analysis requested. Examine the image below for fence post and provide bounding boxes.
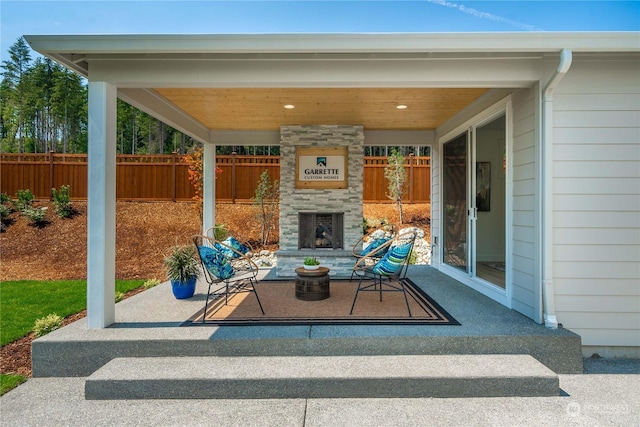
[231,151,237,204]
[408,153,414,203]
[172,151,177,202]
[49,150,55,200]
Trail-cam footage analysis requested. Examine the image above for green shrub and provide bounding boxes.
[14,189,34,211]
[143,278,161,289]
[0,204,10,219]
[0,192,11,205]
[51,185,73,218]
[22,206,47,225]
[33,313,63,337]
[408,249,417,265]
[115,291,125,303]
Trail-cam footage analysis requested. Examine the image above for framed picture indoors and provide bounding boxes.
[476,162,491,212]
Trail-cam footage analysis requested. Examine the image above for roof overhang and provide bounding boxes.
[24,32,640,140]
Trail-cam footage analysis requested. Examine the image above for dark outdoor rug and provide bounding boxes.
[185,278,459,326]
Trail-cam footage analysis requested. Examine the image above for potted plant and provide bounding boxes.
[303,256,320,270]
[164,245,201,299]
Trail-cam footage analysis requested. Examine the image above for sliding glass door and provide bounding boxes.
[473,114,506,288]
[442,112,507,290]
[442,132,469,272]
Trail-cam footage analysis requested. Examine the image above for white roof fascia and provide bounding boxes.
[25,32,640,55]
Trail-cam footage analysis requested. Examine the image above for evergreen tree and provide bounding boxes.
[1,37,32,152]
[385,149,408,224]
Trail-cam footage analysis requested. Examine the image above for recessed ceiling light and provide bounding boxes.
[396,104,408,110]
[284,104,295,109]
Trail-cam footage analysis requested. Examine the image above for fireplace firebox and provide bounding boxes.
[299,213,344,250]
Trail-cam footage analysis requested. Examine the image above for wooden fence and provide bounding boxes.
[0,152,430,203]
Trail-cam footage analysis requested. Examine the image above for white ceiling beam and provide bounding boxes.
[117,88,210,144]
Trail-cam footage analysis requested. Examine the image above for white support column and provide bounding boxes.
[202,142,216,234]
[87,81,117,329]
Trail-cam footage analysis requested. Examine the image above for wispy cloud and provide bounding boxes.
[425,0,544,31]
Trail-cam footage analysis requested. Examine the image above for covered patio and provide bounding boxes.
[32,265,582,378]
[24,32,584,330]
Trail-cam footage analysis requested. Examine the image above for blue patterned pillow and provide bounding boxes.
[197,246,235,280]
[215,237,249,259]
[372,243,412,276]
[360,238,390,256]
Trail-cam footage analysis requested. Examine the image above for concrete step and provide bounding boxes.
[85,354,559,400]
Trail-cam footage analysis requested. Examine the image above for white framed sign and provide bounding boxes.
[295,146,348,189]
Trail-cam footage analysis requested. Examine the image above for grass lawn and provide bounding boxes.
[0,279,145,346]
[0,374,27,395]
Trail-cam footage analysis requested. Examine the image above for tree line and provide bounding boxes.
[1,37,432,158]
[1,37,201,155]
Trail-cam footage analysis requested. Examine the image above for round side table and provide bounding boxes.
[294,266,330,301]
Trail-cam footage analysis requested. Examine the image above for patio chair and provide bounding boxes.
[193,235,265,322]
[349,229,418,316]
[349,224,396,280]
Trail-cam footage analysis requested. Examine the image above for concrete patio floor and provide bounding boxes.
[30,266,583,377]
[2,265,638,425]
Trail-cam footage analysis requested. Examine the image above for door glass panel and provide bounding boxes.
[474,114,506,288]
[442,133,468,271]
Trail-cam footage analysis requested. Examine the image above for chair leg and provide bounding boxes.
[202,284,212,323]
[349,275,366,314]
[251,279,265,315]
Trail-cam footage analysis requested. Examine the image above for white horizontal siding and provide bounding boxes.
[554,278,640,296]
[574,328,640,347]
[554,194,640,211]
[554,161,640,178]
[555,295,640,313]
[555,127,640,145]
[560,312,640,330]
[555,210,640,227]
[555,261,640,280]
[512,209,535,227]
[554,93,640,110]
[555,178,640,195]
[555,144,640,161]
[555,111,640,128]
[552,57,640,348]
[555,227,640,245]
[555,243,640,262]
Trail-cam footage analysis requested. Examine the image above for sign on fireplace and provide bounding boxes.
[295,146,348,189]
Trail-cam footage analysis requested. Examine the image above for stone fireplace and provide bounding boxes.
[275,125,364,277]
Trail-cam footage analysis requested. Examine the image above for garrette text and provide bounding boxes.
[298,155,345,181]
[296,147,348,189]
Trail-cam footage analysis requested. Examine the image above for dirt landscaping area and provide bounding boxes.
[0,200,430,378]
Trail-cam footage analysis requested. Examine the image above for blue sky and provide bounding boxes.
[2,1,639,62]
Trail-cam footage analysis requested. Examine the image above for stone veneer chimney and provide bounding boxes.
[275,125,364,277]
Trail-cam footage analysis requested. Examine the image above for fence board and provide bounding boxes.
[1,153,429,203]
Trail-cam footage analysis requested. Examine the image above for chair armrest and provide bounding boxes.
[352,237,397,271]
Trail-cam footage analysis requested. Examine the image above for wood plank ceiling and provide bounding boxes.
[154,88,489,131]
